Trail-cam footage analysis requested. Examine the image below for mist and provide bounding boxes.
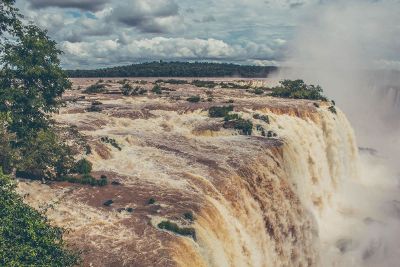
[275,0,400,266]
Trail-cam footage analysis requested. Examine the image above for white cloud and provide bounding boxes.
[60,37,279,68]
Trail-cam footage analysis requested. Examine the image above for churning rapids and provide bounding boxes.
[17,78,400,267]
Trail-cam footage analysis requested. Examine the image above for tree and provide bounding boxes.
[0,0,75,177]
[0,112,18,174]
[0,1,80,264]
[270,79,328,101]
[0,0,22,37]
[0,24,71,141]
[0,168,79,266]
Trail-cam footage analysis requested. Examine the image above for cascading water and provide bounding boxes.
[174,105,361,267]
[22,87,400,266]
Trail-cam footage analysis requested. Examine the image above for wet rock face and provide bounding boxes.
[17,78,351,267]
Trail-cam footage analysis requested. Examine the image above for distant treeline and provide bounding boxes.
[66,61,278,78]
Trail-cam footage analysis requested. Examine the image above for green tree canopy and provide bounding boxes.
[0,22,71,141]
[0,0,74,177]
[270,79,328,101]
[0,168,79,266]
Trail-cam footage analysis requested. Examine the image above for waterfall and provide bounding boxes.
[33,98,395,266]
[174,105,360,267]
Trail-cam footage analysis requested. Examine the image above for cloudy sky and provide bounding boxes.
[15,0,400,70]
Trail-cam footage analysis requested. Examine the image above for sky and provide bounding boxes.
[14,0,400,70]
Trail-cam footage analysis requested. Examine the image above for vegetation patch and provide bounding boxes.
[158,220,196,240]
[187,95,201,103]
[86,103,103,112]
[224,113,240,121]
[151,84,163,94]
[220,82,251,89]
[223,114,253,136]
[83,82,107,94]
[256,125,266,137]
[253,88,265,95]
[267,130,278,138]
[57,174,108,187]
[0,169,79,266]
[328,106,337,114]
[101,136,122,151]
[208,106,234,118]
[121,83,147,96]
[253,114,270,123]
[192,80,218,88]
[183,211,195,222]
[67,62,277,78]
[270,79,328,101]
[147,198,156,205]
[156,79,189,84]
[72,158,92,174]
[103,200,113,207]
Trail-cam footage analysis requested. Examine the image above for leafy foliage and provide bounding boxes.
[192,80,218,88]
[253,88,265,95]
[151,84,162,94]
[183,211,194,222]
[187,95,201,103]
[100,136,122,151]
[328,105,337,114]
[208,105,234,118]
[71,158,92,175]
[1,25,71,140]
[270,80,328,101]
[223,117,253,135]
[0,169,79,266]
[16,130,75,180]
[57,174,108,187]
[121,83,146,96]
[83,82,106,94]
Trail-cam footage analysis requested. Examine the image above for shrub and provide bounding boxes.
[151,84,163,94]
[147,198,156,205]
[103,200,113,207]
[87,105,102,112]
[224,113,240,122]
[57,174,108,187]
[192,80,218,88]
[187,95,201,103]
[17,130,75,180]
[256,125,266,137]
[83,83,106,94]
[253,114,270,124]
[208,106,234,118]
[270,80,328,101]
[100,136,122,151]
[121,84,147,96]
[223,117,253,135]
[0,116,18,174]
[0,169,79,266]
[267,131,278,138]
[158,79,188,85]
[158,220,196,240]
[72,159,92,175]
[253,88,265,95]
[184,211,194,222]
